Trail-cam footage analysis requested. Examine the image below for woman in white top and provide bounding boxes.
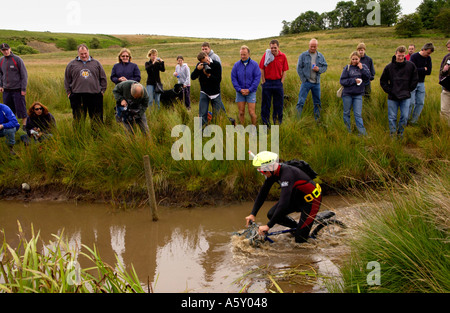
[173,55,191,109]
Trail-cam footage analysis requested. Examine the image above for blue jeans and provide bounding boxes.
[409,82,425,123]
[388,99,410,136]
[0,127,17,146]
[296,81,322,120]
[261,79,284,125]
[146,85,161,109]
[342,95,366,135]
[199,93,226,127]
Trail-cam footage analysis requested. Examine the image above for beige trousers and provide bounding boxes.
[441,89,450,125]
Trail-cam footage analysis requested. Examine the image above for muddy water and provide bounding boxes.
[0,196,364,293]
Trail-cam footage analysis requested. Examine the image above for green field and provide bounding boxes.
[0,26,449,205]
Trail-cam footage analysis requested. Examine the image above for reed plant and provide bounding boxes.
[328,164,450,293]
[0,221,146,293]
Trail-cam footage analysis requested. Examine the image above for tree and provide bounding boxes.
[395,13,423,37]
[379,0,402,26]
[334,1,356,28]
[435,7,450,35]
[66,38,77,51]
[289,11,324,34]
[416,0,449,29]
[90,37,100,49]
[280,20,291,35]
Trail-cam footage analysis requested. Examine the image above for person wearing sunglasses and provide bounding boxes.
[21,102,56,145]
[245,151,322,244]
[110,48,141,85]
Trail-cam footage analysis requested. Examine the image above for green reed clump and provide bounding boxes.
[0,221,146,293]
[331,164,450,293]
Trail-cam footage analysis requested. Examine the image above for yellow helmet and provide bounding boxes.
[251,151,279,172]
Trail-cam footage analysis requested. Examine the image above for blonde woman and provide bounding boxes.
[145,49,165,109]
[110,48,141,84]
[339,51,370,136]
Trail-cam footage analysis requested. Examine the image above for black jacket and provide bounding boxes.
[191,60,221,96]
[145,60,165,85]
[25,113,56,136]
[251,164,318,228]
[380,56,419,101]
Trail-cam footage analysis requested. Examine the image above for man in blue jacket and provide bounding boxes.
[231,45,261,125]
[0,102,20,155]
[296,39,328,122]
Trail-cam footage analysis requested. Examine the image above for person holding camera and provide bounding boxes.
[191,51,226,128]
[113,80,149,135]
[145,49,165,110]
[21,102,56,145]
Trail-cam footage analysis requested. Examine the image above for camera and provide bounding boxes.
[202,63,211,71]
[30,129,40,140]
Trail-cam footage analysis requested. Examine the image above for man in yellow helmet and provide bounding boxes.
[245,151,322,243]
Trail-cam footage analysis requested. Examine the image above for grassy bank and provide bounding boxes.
[328,165,450,293]
[0,27,449,206]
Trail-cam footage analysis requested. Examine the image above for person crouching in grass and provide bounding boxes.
[21,102,56,145]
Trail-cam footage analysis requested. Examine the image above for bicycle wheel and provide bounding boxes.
[310,218,347,239]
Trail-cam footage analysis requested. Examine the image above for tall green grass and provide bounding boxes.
[329,164,450,293]
[0,221,146,293]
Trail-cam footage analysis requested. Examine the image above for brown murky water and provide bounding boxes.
[0,196,364,293]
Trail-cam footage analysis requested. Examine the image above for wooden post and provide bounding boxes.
[143,155,159,221]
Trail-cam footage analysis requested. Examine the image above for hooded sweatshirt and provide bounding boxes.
[0,52,28,91]
[64,56,107,95]
[380,56,419,101]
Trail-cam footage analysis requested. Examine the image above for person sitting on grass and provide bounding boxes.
[0,102,20,155]
[21,102,56,145]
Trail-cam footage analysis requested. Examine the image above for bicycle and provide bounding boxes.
[233,210,347,247]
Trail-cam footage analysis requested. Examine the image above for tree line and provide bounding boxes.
[280,0,449,36]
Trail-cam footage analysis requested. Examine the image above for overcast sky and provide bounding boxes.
[1,0,423,40]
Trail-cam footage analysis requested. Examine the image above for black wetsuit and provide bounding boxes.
[251,163,322,243]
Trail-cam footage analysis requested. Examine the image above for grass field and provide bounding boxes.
[0,26,449,205]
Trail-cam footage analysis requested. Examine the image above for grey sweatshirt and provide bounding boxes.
[64,57,107,95]
[0,53,28,91]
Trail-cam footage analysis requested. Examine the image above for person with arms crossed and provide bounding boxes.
[380,46,418,138]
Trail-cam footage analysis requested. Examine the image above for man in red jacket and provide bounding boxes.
[259,40,289,126]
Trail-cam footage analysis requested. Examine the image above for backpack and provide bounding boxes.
[283,159,318,180]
